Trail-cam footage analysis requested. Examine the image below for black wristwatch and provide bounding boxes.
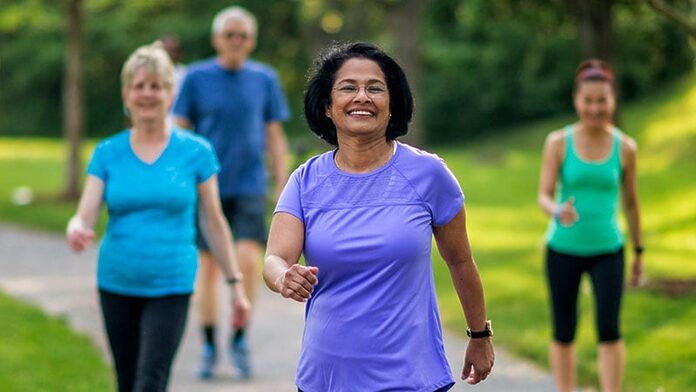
[634,246,644,255]
[466,320,493,339]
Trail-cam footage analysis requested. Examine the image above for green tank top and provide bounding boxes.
[546,125,624,255]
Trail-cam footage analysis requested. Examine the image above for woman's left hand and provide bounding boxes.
[462,338,495,384]
[629,255,643,287]
[231,294,251,330]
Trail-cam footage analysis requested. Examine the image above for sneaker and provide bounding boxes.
[197,343,217,380]
[230,329,252,379]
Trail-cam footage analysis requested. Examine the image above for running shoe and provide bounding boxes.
[230,329,252,379]
[197,342,217,380]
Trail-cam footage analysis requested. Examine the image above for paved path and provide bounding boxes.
[0,223,555,391]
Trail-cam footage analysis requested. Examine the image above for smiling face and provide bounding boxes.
[122,67,173,124]
[327,58,391,141]
[573,80,615,129]
[212,18,256,69]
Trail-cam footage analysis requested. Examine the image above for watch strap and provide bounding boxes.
[466,320,493,339]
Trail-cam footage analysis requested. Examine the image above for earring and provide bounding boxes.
[123,105,130,118]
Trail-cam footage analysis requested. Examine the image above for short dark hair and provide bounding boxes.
[304,42,413,146]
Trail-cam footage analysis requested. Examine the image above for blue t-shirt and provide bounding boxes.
[276,142,463,392]
[173,58,290,197]
[87,128,220,297]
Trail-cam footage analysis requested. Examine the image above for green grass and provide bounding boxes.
[433,73,696,391]
[1,75,695,391]
[0,292,112,391]
[0,138,107,233]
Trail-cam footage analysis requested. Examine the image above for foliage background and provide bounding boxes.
[423,0,693,142]
[1,0,694,143]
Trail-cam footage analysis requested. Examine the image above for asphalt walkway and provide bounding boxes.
[0,223,556,391]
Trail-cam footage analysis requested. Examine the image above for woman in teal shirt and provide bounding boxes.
[66,42,249,392]
[537,59,643,392]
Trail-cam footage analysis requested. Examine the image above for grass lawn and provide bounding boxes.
[0,138,104,233]
[1,74,695,391]
[0,292,112,391]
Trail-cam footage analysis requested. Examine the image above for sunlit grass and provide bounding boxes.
[0,137,102,233]
[642,73,696,145]
[0,137,65,160]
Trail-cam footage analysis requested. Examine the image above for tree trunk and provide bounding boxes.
[565,0,622,124]
[386,0,424,147]
[566,0,614,61]
[63,0,84,200]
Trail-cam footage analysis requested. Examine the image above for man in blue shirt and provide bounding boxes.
[173,5,290,380]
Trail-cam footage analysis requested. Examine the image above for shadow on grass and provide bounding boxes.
[640,278,696,298]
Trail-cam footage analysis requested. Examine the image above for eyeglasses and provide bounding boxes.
[332,83,387,99]
[221,31,249,40]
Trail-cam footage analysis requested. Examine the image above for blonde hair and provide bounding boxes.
[120,41,175,92]
[211,6,257,37]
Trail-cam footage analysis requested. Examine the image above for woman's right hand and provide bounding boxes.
[556,197,579,226]
[66,218,96,253]
[231,293,251,329]
[276,264,319,303]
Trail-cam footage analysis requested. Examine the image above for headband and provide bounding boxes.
[576,67,614,84]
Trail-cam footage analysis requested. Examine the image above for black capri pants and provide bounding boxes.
[99,290,190,392]
[545,246,624,343]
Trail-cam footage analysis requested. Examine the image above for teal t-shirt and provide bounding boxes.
[546,125,624,255]
[87,128,219,297]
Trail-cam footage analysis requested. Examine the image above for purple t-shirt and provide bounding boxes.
[276,142,464,391]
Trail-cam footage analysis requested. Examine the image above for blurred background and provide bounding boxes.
[1,0,693,141]
[1,1,695,391]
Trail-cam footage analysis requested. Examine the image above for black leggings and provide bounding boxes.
[99,290,190,392]
[545,246,624,343]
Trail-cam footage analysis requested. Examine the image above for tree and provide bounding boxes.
[385,0,425,147]
[62,0,84,200]
[646,0,696,38]
[565,0,614,61]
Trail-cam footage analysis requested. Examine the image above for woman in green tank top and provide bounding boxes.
[537,59,644,392]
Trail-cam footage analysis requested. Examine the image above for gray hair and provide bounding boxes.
[120,41,174,92]
[211,6,257,37]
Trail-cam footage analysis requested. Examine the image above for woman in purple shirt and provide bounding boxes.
[263,42,494,391]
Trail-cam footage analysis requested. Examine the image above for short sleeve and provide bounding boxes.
[172,73,197,124]
[422,157,464,227]
[274,168,304,222]
[86,142,108,181]
[264,71,291,123]
[194,138,220,183]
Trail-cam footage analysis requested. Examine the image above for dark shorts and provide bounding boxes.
[197,196,267,250]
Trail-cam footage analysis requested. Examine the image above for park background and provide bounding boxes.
[0,0,694,391]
